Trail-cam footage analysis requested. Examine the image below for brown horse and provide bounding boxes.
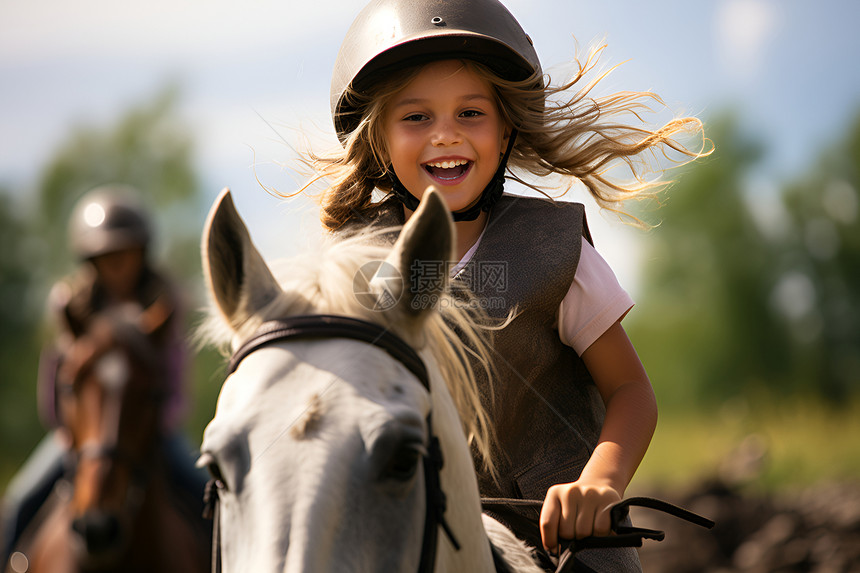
[8,314,210,573]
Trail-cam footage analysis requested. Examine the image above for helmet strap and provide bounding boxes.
[388,129,518,222]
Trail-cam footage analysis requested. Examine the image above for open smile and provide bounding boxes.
[423,159,473,184]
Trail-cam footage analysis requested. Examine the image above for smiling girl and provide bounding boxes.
[304,1,708,571]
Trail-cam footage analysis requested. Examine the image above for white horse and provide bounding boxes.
[196,188,544,572]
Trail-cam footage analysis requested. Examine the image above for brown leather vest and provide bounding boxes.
[342,195,640,570]
[460,196,640,571]
[456,194,605,500]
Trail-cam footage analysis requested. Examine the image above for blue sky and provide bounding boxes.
[2,0,859,292]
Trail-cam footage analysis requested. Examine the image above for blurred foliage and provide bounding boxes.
[0,189,43,471]
[628,111,860,407]
[776,117,860,400]
[0,86,222,489]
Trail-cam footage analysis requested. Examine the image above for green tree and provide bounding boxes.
[0,190,43,483]
[775,112,860,400]
[629,109,860,407]
[627,113,793,407]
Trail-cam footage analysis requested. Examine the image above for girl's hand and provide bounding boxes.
[539,479,622,553]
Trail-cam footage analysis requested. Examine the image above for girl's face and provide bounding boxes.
[383,60,510,213]
[91,247,145,300]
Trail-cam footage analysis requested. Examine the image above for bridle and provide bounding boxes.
[203,314,460,573]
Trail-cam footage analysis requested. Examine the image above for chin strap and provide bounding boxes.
[389,129,518,222]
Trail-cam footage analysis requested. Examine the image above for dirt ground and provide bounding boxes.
[633,478,860,573]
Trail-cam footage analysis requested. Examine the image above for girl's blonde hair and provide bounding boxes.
[305,45,710,231]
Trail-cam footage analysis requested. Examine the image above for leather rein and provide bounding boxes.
[202,314,459,573]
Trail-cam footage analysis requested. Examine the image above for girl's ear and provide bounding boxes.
[500,125,513,155]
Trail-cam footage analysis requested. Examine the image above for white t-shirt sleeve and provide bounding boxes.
[558,237,634,355]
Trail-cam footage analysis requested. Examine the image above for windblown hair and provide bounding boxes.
[197,228,498,474]
[302,44,710,230]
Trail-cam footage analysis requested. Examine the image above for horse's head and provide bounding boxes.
[198,188,499,572]
[54,312,167,565]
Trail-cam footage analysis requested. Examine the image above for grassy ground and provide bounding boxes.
[631,396,860,494]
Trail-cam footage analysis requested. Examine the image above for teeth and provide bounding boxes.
[427,159,468,169]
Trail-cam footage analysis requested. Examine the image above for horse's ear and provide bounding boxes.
[384,187,455,322]
[202,189,281,330]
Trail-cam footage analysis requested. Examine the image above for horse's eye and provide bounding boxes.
[384,443,424,482]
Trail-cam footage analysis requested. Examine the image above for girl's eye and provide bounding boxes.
[403,113,427,122]
[461,109,484,118]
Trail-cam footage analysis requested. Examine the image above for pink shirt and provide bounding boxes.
[558,238,634,355]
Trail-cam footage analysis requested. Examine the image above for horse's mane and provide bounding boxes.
[197,227,498,474]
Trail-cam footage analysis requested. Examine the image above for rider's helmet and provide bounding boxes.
[68,184,152,260]
[331,0,542,143]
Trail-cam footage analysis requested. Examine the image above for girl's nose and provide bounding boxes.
[430,119,462,147]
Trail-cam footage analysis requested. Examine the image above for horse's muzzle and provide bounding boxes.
[71,511,125,562]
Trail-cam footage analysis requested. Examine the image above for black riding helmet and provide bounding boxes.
[69,184,152,260]
[331,0,543,220]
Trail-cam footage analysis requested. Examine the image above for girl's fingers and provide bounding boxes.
[574,503,596,539]
[539,490,561,551]
[594,504,613,537]
[542,483,620,550]
[558,497,577,541]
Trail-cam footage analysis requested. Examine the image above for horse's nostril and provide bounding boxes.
[71,512,122,555]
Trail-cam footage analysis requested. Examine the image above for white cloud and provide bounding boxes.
[0,0,358,66]
[715,0,779,83]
